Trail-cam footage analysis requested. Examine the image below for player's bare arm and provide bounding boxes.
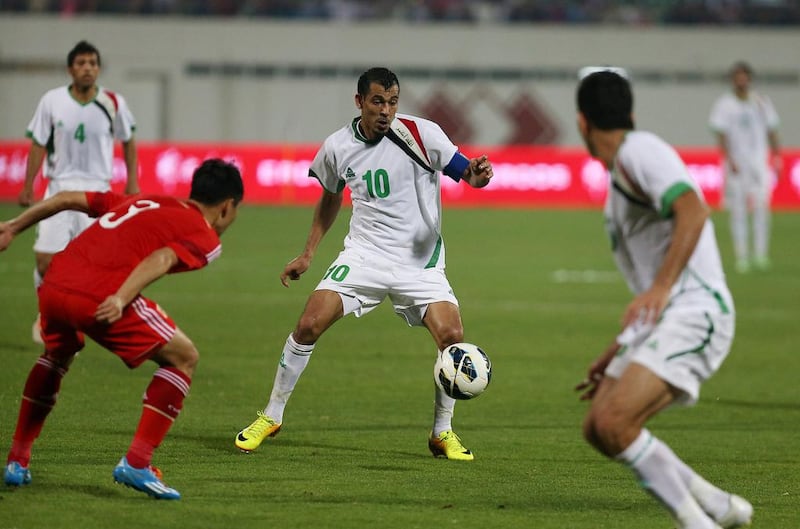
[122,138,140,194]
[95,247,179,324]
[622,190,708,327]
[1,191,91,251]
[464,154,493,188]
[715,132,738,174]
[768,130,783,176]
[281,189,343,287]
[19,142,48,206]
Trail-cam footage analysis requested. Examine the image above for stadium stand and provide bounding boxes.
[0,0,798,25]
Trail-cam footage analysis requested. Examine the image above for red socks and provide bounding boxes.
[7,356,68,467]
[7,361,191,471]
[125,367,191,469]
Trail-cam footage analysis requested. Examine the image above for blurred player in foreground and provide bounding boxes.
[2,159,243,500]
[574,69,752,529]
[235,67,493,460]
[21,40,139,343]
[709,60,782,273]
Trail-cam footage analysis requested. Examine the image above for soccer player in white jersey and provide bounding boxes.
[574,70,752,529]
[19,40,139,343]
[235,67,493,460]
[709,61,781,273]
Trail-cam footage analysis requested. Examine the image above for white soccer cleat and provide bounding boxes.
[716,494,753,528]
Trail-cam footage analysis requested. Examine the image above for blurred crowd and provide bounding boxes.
[1,0,798,25]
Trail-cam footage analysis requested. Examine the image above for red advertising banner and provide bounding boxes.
[1,141,799,209]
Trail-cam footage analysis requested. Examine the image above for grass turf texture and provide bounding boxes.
[0,203,797,528]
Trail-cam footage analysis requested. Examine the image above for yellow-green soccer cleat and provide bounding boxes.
[235,411,282,452]
[428,430,474,461]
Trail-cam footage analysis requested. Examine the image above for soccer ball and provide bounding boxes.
[434,343,492,400]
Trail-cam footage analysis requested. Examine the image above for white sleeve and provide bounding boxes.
[113,93,136,142]
[26,94,52,146]
[418,119,458,172]
[708,96,729,133]
[308,138,343,193]
[619,134,696,217]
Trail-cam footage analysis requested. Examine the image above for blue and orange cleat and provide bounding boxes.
[112,457,180,500]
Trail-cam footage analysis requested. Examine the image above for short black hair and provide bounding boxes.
[577,71,634,131]
[357,67,400,96]
[190,159,244,206]
[67,40,101,67]
[730,60,753,77]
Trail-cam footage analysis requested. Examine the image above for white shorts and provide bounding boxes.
[723,162,774,209]
[605,311,735,406]
[33,178,110,254]
[314,249,459,327]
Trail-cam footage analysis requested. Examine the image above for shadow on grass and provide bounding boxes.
[710,397,800,411]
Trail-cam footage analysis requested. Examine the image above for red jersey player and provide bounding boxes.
[1,158,243,500]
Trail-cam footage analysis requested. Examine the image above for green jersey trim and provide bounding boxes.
[308,169,345,193]
[666,312,713,361]
[66,85,96,107]
[351,118,381,145]
[424,236,443,269]
[685,267,731,314]
[659,182,694,218]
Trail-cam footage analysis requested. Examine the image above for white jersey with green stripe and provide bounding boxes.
[309,113,459,270]
[26,85,136,184]
[605,131,733,315]
[708,90,779,171]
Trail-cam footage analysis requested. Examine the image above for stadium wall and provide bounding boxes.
[0,15,799,148]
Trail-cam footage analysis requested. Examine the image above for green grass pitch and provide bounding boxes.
[0,203,798,528]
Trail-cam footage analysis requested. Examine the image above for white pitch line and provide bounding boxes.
[551,269,621,284]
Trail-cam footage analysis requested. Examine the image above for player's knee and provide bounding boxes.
[587,407,628,455]
[159,338,199,377]
[294,315,326,344]
[435,327,464,352]
[177,344,199,376]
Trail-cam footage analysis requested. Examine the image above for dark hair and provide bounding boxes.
[67,40,101,67]
[357,67,400,96]
[577,71,634,131]
[190,159,244,206]
[730,60,753,77]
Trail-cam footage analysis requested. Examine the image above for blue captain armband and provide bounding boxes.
[443,152,470,182]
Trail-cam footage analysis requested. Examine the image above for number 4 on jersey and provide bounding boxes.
[74,123,86,143]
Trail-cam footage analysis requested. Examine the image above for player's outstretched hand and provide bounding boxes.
[0,221,14,251]
[467,154,493,188]
[95,295,125,324]
[280,255,311,287]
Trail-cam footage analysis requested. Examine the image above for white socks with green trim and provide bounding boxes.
[264,334,313,424]
[617,429,727,529]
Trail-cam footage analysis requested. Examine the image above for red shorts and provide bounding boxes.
[39,283,177,368]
